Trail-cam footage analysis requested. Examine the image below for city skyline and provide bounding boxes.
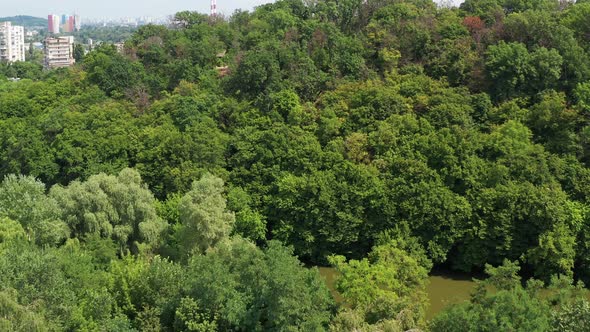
[2,0,275,20]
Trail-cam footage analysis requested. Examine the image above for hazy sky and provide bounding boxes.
[2,0,275,19]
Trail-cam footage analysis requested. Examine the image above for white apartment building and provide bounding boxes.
[0,22,26,62]
[44,36,75,69]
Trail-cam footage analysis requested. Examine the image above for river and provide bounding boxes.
[318,267,477,319]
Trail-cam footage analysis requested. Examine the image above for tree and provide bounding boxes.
[0,118,59,184]
[0,289,48,332]
[110,255,185,328]
[50,168,167,253]
[173,297,218,331]
[529,48,563,94]
[184,237,334,331]
[83,45,146,97]
[0,217,26,246]
[0,61,43,80]
[329,232,431,330]
[0,174,68,246]
[272,163,385,263]
[485,41,562,101]
[172,11,209,29]
[430,260,551,332]
[502,10,590,92]
[227,187,266,242]
[562,2,590,46]
[73,43,85,63]
[226,47,281,99]
[551,298,590,332]
[527,221,577,280]
[175,173,235,258]
[0,240,133,330]
[573,81,590,114]
[460,0,504,24]
[526,90,579,154]
[48,101,139,184]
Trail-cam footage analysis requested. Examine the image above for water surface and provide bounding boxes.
[318,267,477,319]
[426,272,476,318]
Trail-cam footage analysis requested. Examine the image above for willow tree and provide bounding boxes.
[50,168,167,253]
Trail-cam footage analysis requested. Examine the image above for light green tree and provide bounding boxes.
[0,217,26,246]
[50,168,166,253]
[176,173,235,257]
[0,175,68,246]
[431,260,551,332]
[329,233,431,330]
[0,289,48,332]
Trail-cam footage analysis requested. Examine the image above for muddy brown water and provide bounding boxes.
[318,267,477,319]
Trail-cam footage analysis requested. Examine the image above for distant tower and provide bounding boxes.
[48,14,60,34]
[48,15,55,33]
[74,14,81,31]
[210,0,217,16]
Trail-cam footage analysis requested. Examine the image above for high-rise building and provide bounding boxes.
[54,15,61,33]
[61,15,74,33]
[66,16,75,33]
[48,14,55,33]
[0,22,26,62]
[44,36,75,69]
[74,15,81,31]
[48,14,60,34]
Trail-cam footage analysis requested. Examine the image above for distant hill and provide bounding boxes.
[0,16,47,28]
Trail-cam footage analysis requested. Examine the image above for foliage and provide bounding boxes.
[50,168,167,253]
[184,237,335,331]
[0,174,68,246]
[430,260,550,332]
[2,0,590,329]
[329,232,431,330]
[175,173,235,258]
[431,260,590,331]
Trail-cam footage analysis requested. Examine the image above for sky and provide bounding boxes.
[1,0,275,20]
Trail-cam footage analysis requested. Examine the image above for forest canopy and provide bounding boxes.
[3,0,590,330]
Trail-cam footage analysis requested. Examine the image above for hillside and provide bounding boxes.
[2,0,590,330]
[0,15,47,27]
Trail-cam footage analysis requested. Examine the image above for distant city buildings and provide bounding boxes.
[25,30,39,38]
[44,36,75,69]
[66,16,75,33]
[0,22,26,62]
[48,14,60,34]
[48,14,81,34]
[83,16,167,27]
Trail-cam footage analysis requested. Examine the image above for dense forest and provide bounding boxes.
[3,0,590,330]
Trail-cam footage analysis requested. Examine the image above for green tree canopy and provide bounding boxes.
[49,168,167,253]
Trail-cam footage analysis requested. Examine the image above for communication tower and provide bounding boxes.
[211,0,217,16]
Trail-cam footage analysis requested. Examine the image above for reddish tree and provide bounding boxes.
[462,16,485,34]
